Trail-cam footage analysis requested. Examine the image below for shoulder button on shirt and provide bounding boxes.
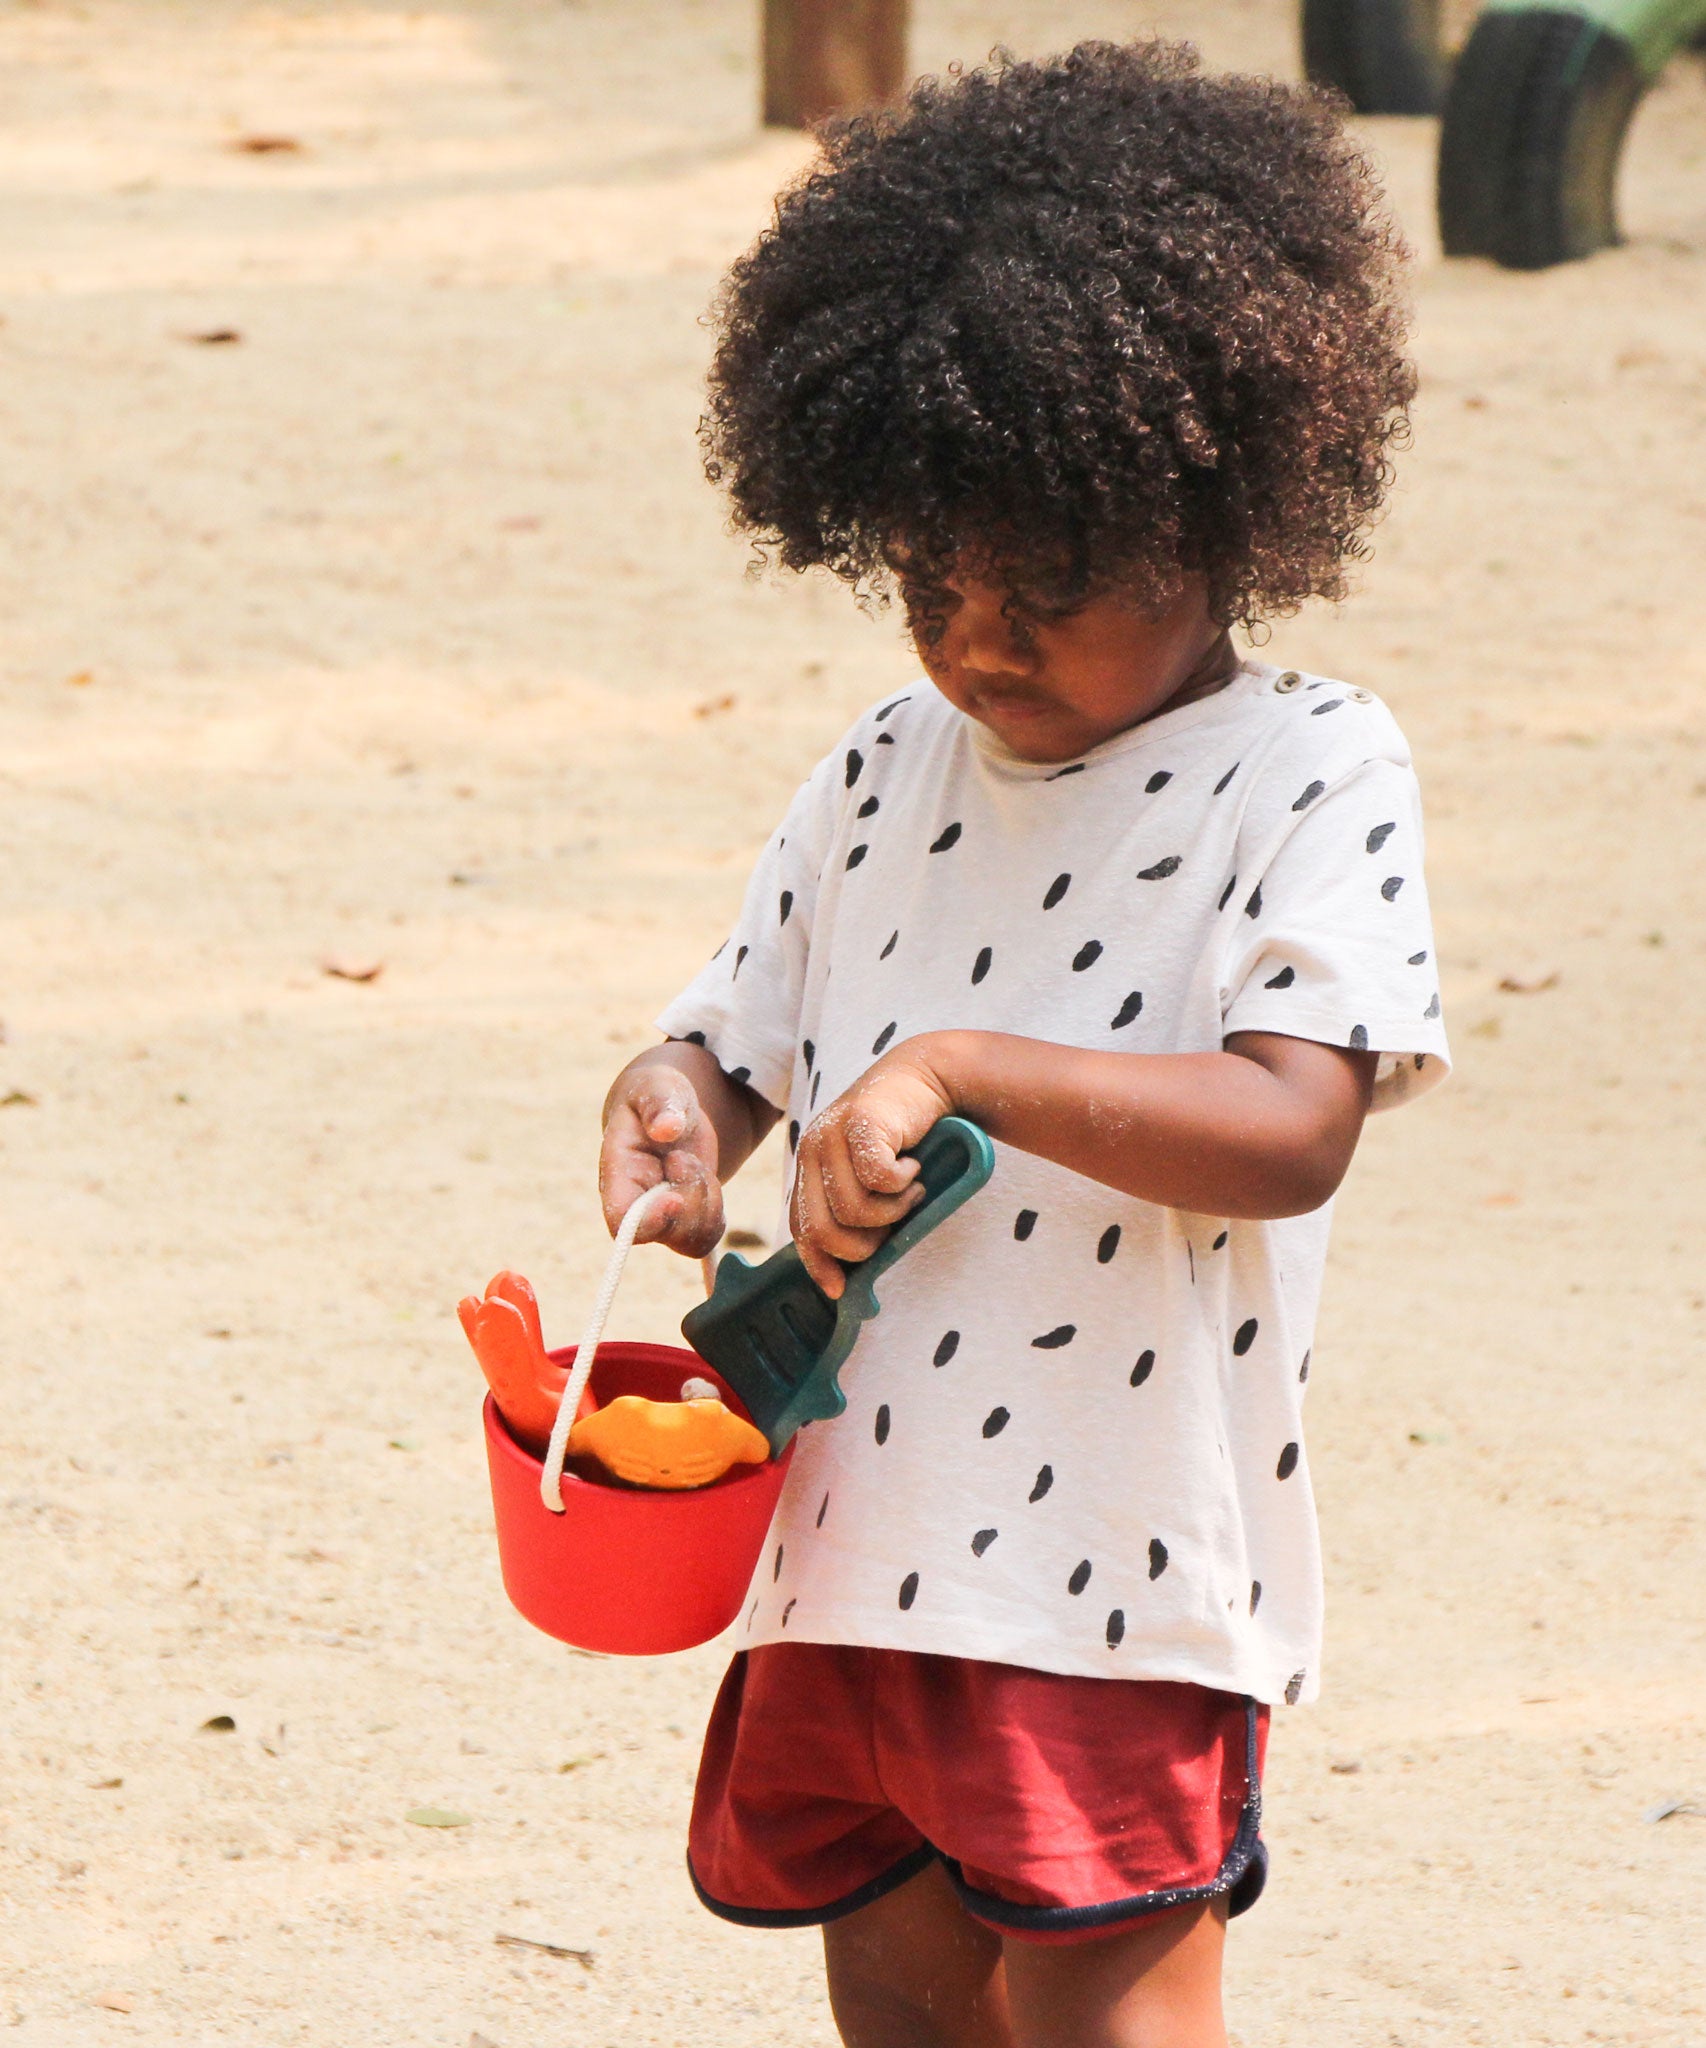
[1349,687,1374,704]
[1273,671,1302,694]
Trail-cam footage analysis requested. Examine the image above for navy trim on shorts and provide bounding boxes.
[941,1698,1268,1935]
[686,1699,1267,1936]
[687,1841,938,1930]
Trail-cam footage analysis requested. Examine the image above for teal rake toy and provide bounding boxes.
[682,1116,995,1456]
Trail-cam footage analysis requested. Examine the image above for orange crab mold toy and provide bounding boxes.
[568,1392,769,1491]
[458,1271,587,1460]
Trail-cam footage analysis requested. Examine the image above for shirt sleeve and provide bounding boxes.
[1220,756,1450,1111]
[653,752,841,1113]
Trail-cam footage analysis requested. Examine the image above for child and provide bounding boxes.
[599,41,1448,2048]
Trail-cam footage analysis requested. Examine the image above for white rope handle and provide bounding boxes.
[539,1181,677,1513]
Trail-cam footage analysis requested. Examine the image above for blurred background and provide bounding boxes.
[0,4,1701,2044]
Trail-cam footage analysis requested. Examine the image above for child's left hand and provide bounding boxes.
[791,1040,953,1297]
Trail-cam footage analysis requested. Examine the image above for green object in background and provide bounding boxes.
[682,1116,995,1457]
[1478,0,1704,75]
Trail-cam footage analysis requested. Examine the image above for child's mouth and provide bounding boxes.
[972,686,1055,725]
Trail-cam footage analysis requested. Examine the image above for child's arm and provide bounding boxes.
[600,1041,780,1257]
[790,1031,1376,1297]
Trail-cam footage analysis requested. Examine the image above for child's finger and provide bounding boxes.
[840,1107,923,1196]
[791,1146,888,1285]
[819,1142,925,1231]
[626,1067,702,1149]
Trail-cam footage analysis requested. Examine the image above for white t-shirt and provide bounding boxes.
[658,663,1449,1705]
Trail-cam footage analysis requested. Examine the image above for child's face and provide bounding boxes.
[904,571,1230,764]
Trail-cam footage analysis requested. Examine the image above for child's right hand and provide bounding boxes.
[599,1059,726,1258]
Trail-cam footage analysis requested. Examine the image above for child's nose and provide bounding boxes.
[953,594,1036,675]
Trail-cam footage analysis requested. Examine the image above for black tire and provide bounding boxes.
[1303,0,1449,114]
[1438,9,1644,267]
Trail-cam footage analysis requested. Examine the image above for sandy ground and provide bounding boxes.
[0,3,1702,2043]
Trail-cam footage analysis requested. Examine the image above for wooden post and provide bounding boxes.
[763,0,909,129]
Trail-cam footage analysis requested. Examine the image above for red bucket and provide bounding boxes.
[483,1340,791,1656]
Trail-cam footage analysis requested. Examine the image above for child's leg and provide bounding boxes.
[823,1859,1012,2048]
[823,1872,1229,2048]
[1002,1899,1230,2048]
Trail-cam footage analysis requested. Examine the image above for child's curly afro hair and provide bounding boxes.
[702,39,1414,628]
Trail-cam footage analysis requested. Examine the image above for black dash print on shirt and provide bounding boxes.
[816,1492,829,1527]
[1188,1243,1196,1284]
[683,1029,707,1047]
[874,695,910,721]
[788,1119,800,1151]
[1014,1210,1037,1242]
[810,1071,823,1109]
[898,1572,919,1610]
[1138,855,1182,880]
[1265,966,1295,989]
[971,946,993,984]
[1245,885,1263,919]
[1106,1609,1126,1648]
[1233,1318,1259,1356]
[1029,1465,1053,1502]
[1213,762,1240,795]
[1148,1538,1169,1580]
[781,1597,796,1626]
[728,1066,750,1087]
[803,1038,815,1071]
[929,822,963,853]
[1212,1230,1228,1250]
[1311,698,1345,716]
[873,1404,890,1446]
[971,1528,998,1557]
[1299,1349,1311,1383]
[1249,1580,1262,1616]
[1032,1325,1076,1350]
[1043,872,1071,910]
[1277,1442,1300,1480]
[1424,993,1441,1019]
[1218,873,1238,912]
[846,844,868,870]
[1286,1670,1306,1705]
[1145,770,1172,793]
[1068,1559,1092,1595]
[1072,940,1103,972]
[1381,876,1405,901]
[880,929,898,960]
[734,944,749,976]
[1046,762,1086,781]
[858,794,880,819]
[982,1407,1010,1438]
[872,1021,897,1054]
[779,889,793,925]
[1111,990,1143,1029]
[1349,1024,1369,1050]
[1097,1225,1120,1265]
[1130,1349,1156,1387]
[712,941,728,961]
[772,1543,784,1582]
[1367,822,1396,854]
[1408,950,1428,966]
[845,749,864,788]
[1293,781,1326,812]
[876,731,895,746]
[934,1330,960,1367]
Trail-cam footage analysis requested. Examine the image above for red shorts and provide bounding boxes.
[688,1644,1268,1944]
